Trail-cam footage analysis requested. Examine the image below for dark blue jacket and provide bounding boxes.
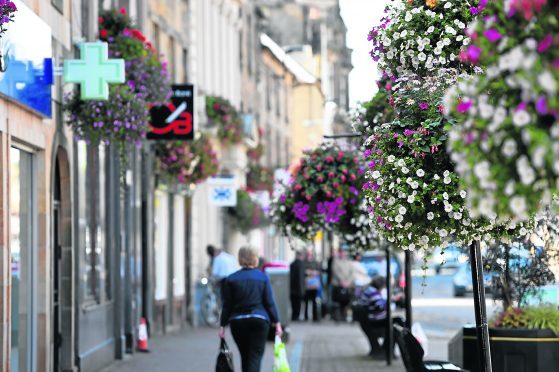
[220,268,280,327]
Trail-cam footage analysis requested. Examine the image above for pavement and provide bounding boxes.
[101,321,405,372]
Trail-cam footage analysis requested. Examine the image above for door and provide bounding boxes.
[9,147,36,372]
[52,160,62,371]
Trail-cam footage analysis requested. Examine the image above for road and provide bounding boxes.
[408,269,500,360]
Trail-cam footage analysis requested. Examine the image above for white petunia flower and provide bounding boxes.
[416,169,425,177]
[444,203,453,213]
[397,159,406,167]
[444,177,451,185]
[405,12,412,22]
[538,71,557,94]
[372,171,381,179]
[460,190,467,198]
[427,26,435,33]
[402,167,409,174]
[501,139,517,158]
[427,212,434,221]
[509,196,528,219]
[418,52,426,61]
[387,155,396,163]
[407,195,415,204]
[395,215,404,223]
[512,110,531,127]
[453,212,462,220]
[439,229,448,237]
[399,206,407,215]
[443,192,449,200]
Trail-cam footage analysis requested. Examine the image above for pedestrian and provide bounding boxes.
[210,246,240,282]
[303,250,321,321]
[355,275,404,358]
[219,247,283,372]
[331,250,355,321]
[289,251,306,321]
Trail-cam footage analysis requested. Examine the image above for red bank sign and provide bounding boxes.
[148,84,194,140]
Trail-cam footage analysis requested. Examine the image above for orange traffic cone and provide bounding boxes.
[137,317,150,352]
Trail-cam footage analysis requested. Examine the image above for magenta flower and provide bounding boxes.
[419,102,429,110]
[535,96,548,114]
[553,59,559,69]
[466,45,482,64]
[483,29,502,43]
[403,129,414,136]
[537,34,553,53]
[457,100,473,113]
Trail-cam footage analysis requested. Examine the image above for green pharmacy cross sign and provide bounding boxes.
[63,42,125,100]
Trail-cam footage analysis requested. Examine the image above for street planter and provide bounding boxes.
[462,326,559,372]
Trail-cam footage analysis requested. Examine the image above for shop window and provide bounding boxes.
[78,142,109,303]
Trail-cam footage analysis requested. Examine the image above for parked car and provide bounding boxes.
[360,251,406,307]
[432,245,469,274]
[452,262,494,297]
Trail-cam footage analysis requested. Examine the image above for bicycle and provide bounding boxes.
[200,277,221,328]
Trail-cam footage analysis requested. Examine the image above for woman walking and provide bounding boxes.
[219,247,283,372]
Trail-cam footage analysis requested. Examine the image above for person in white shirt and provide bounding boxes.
[211,247,240,282]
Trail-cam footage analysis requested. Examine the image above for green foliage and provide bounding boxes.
[492,307,559,336]
[227,190,268,233]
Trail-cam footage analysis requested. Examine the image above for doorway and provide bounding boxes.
[9,146,36,372]
[52,148,72,371]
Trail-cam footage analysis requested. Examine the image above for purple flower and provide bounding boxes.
[398,141,404,148]
[363,149,372,157]
[280,194,286,204]
[483,29,502,43]
[457,100,473,113]
[470,6,480,15]
[467,45,482,64]
[553,59,559,69]
[536,96,548,114]
[465,131,475,145]
[537,34,553,53]
[292,202,310,223]
[516,102,528,111]
[403,129,414,136]
[419,102,429,110]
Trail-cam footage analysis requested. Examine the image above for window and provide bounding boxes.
[182,48,189,81]
[78,142,109,303]
[52,0,63,13]
[169,36,176,83]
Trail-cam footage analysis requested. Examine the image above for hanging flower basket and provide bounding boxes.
[155,134,219,187]
[368,0,477,77]
[0,1,17,38]
[271,144,377,252]
[247,143,265,161]
[445,0,559,223]
[227,189,269,233]
[246,163,274,192]
[206,96,244,146]
[64,8,171,157]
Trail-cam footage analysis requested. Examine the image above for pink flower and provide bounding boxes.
[328,172,335,178]
[457,100,473,113]
[438,105,444,114]
[419,102,429,110]
[553,59,559,69]
[537,34,553,53]
[325,156,334,163]
[484,29,503,43]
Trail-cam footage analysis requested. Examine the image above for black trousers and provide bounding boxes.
[230,318,269,372]
[290,294,303,321]
[304,289,319,321]
[358,316,405,354]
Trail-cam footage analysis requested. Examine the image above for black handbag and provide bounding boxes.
[216,338,235,372]
[332,286,352,304]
